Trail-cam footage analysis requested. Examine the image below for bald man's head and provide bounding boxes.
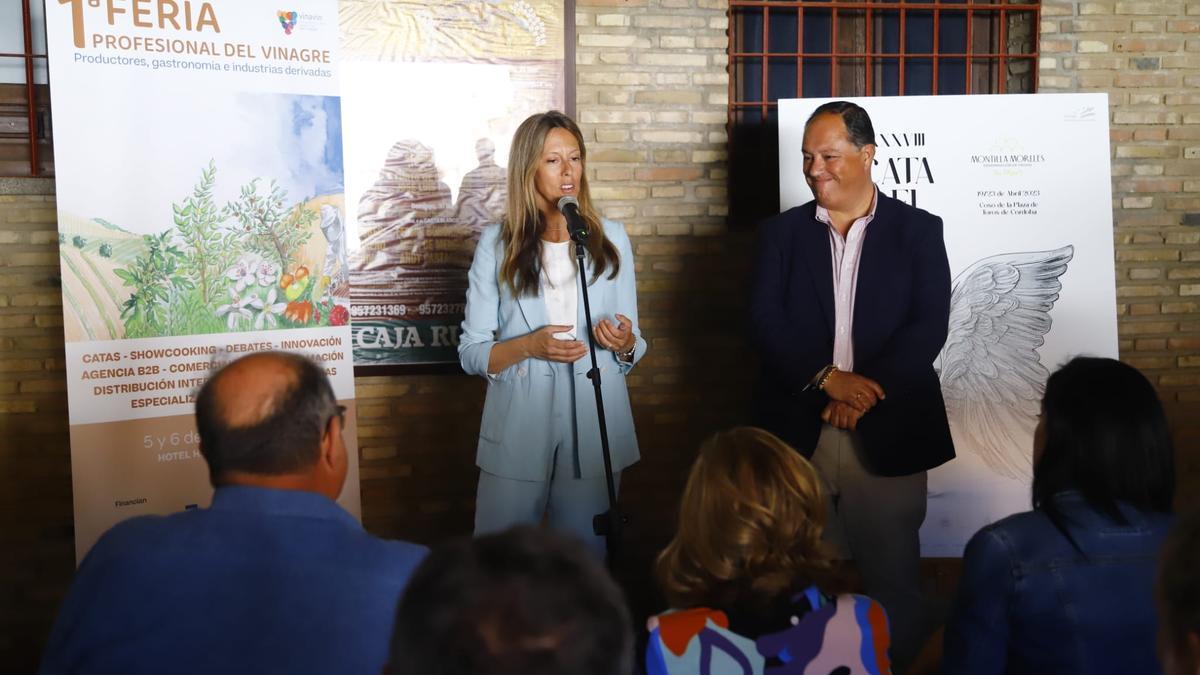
[195,351,339,482]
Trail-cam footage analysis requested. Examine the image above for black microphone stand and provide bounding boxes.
[569,229,625,568]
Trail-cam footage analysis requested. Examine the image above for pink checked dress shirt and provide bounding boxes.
[814,188,879,373]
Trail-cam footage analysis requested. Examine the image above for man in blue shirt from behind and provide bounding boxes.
[40,351,428,675]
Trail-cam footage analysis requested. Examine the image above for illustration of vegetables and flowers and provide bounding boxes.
[82,161,350,340]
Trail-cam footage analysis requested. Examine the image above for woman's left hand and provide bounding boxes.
[594,313,635,353]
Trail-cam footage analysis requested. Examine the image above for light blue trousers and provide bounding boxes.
[473,360,620,559]
[475,456,620,559]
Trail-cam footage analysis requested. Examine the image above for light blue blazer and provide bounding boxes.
[459,220,645,482]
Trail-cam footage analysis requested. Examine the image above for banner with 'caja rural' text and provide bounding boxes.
[45,0,359,560]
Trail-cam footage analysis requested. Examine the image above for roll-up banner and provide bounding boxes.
[45,0,360,560]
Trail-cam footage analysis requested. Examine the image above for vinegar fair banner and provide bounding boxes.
[45,0,360,560]
[778,93,1118,556]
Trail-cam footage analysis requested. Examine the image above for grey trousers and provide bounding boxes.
[810,424,929,673]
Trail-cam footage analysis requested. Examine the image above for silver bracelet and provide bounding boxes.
[616,343,636,361]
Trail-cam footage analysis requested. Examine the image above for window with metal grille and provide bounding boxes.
[1,0,52,177]
[728,0,1040,225]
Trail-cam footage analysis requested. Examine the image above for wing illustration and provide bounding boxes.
[936,246,1074,480]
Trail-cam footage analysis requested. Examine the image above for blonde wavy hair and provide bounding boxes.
[499,110,620,297]
[656,427,834,610]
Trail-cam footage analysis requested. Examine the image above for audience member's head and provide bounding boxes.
[389,526,632,675]
[655,426,832,612]
[195,351,347,499]
[1032,356,1174,527]
[1159,508,1200,675]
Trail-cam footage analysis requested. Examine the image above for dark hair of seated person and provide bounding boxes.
[388,525,633,675]
[1031,356,1174,549]
[194,350,338,482]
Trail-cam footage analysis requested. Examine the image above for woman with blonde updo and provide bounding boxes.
[648,427,892,674]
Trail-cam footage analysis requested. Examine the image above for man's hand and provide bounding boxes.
[822,400,865,430]
[822,370,885,412]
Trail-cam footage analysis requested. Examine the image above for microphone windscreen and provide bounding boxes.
[557,195,580,214]
[557,195,588,242]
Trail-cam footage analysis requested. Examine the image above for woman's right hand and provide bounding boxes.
[525,325,588,363]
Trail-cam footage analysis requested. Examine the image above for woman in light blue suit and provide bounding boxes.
[459,111,645,555]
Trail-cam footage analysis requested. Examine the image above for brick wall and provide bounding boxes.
[0,2,741,670]
[0,180,74,673]
[4,0,1200,670]
[1039,0,1200,504]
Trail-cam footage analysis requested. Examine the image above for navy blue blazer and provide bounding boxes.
[749,192,954,477]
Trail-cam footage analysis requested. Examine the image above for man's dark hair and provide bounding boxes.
[1032,356,1174,541]
[195,351,337,479]
[806,100,876,148]
[1159,508,1200,667]
[389,526,633,675]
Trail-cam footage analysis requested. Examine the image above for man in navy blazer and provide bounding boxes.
[749,101,954,671]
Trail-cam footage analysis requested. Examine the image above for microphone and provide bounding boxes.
[557,196,588,244]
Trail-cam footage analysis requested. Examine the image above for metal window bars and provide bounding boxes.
[728,0,1041,123]
[1,0,51,177]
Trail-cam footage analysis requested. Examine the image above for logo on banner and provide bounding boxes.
[1065,106,1098,122]
[969,138,1047,177]
[277,10,298,35]
[873,130,934,208]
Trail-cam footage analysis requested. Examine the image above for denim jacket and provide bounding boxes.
[943,491,1173,675]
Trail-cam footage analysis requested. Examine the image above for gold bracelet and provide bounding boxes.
[817,365,838,390]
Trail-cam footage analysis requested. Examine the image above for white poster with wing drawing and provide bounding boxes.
[778,93,1117,556]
